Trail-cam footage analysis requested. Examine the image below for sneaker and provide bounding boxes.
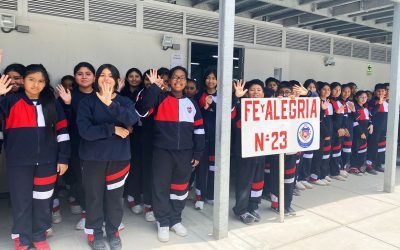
[88,239,107,250]
[171,223,188,237]
[293,188,301,196]
[325,176,332,182]
[238,212,255,225]
[194,200,204,210]
[69,197,82,215]
[322,179,330,185]
[248,210,261,222]
[331,175,346,181]
[359,165,367,173]
[33,240,50,250]
[76,217,86,230]
[284,207,296,216]
[374,165,385,172]
[14,238,29,250]
[145,210,156,222]
[310,179,326,186]
[301,181,313,189]
[52,210,62,224]
[157,224,169,242]
[108,232,122,250]
[366,168,378,175]
[295,181,306,190]
[339,170,349,178]
[130,203,143,214]
[46,228,54,238]
[348,167,363,176]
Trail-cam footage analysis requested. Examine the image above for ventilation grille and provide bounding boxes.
[186,14,219,38]
[352,42,369,59]
[89,0,136,27]
[255,26,282,47]
[28,0,84,20]
[143,6,183,34]
[333,39,352,57]
[0,0,17,10]
[234,23,254,44]
[387,49,391,63]
[286,31,309,51]
[310,35,331,54]
[370,46,387,62]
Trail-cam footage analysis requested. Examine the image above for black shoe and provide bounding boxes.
[285,207,296,216]
[239,212,255,225]
[374,166,385,172]
[248,210,261,222]
[366,168,378,175]
[88,239,107,250]
[108,234,122,250]
[271,207,279,214]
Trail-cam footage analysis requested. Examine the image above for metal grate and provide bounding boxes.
[143,6,183,34]
[186,14,219,39]
[286,31,309,51]
[310,35,331,54]
[352,42,370,60]
[370,45,387,62]
[255,26,282,47]
[333,39,352,57]
[89,0,136,27]
[387,49,391,63]
[0,0,17,10]
[28,0,85,20]
[234,22,254,44]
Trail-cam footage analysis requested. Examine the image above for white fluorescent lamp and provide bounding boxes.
[191,62,200,65]
[212,55,239,60]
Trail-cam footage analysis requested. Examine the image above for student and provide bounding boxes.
[135,67,205,242]
[3,63,25,93]
[310,82,333,186]
[157,67,170,90]
[185,78,198,99]
[349,91,373,175]
[340,84,354,174]
[120,68,146,215]
[77,64,138,250]
[231,79,265,224]
[365,90,373,103]
[366,84,388,174]
[196,69,217,210]
[304,79,317,92]
[347,82,358,100]
[265,77,279,94]
[57,62,96,230]
[329,82,347,181]
[60,75,75,91]
[0,66,70,250]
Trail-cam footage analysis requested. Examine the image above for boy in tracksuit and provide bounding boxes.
[366,84,388,173]
[135,67,205,242]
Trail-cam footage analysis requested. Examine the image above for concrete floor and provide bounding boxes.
[1,167,400,250]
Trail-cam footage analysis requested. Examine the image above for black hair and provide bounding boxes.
[203,68,217,86]
[4,63,25,76]
[374,83,387,91]
[330,82,341,90]
[187,78,199,89]
[94,64,120,92]
[244,79,265,97]
[277,81,292,91]
[61,75,75,83]
[347,82,357,88]
[354,90,367,100]
[317,82,330,93]
[120,68,143,97]
[264,87,275,98]
[341,83,351,90]
[289,80,300,87]
[265,77,279,86]
[157,67,170,77]
[73,62,95,76]
[168,66,188,79]
[304,79,316,89]
[384,82,390,88]
[25,64,57,142]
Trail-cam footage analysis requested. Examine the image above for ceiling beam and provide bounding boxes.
[257,0,392,31]
[362,10,394,20]
[317,0,359,10]
[356,32,391,39]
[348,29,388,36]
[325,23,360,32]
[282,14,327,26]
[192,0,214,7]
[251,5,287,18]
[348,6,394,17]
[298,0,318,4]
[298,18,337,27]
[312,20,347,29]
[375,16,394,24]
[336,26,374,34]
[268,10,304,22]
[331,0,393,17]
[235,2,268,14]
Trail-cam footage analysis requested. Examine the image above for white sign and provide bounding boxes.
[170,53,184,68]
[241,97,320,157]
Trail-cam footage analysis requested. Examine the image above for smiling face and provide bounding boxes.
[75,67,95,88]
[24,72,46,99]
[331,86,341,98]
[375,88,387,100]
[266,81,278,92]
[319,85,331,99]
[248,84,264,98]
[127,71,142,87]
[356,93,368,105]
[97,68,116,92]
[170,69,187,93]
[277,87,292,97]
[205,73,217,91]
[341,87,351,100]
[7,70,23,92]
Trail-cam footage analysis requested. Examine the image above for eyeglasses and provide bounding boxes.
[186,86,196,90]
[278,90,292,95]
[171,76,186,81]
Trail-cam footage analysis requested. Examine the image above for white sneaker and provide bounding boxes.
[46,228,54,237]
[295,181,306,190]
[194,200,204,210]
[325,176,332,182]
[131,204,143,214]
[331,175,346,181]
[118,223,125,230]
[157,224,169,242]
[311,179,326,186]
[69,197,83,215]
[322,179,331,185]
[340,170,349,178]
[145,211,156,222]
[76,217,85,230]
[52,210,62,224]
[171,223,188,237]
[301,181,313,189]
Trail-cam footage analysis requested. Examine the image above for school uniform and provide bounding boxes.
[350,103,370,170]
[270,153,296,209]
[329,97,345,176]
[0,92,70,246]
[340,98,354,167]
[135,84,205,227]
[77,93,139,241]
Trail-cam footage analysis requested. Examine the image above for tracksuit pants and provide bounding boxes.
[366,129,386,168]
[233,156,265,216]
[8,164,57,246]
[298,151,313,181]
[70,147,86,210]
[330,135,342,176]
[342,126,353,167]
[270,154,296,209]
[82,160,130,241]
[125,134,143,205]
[195,140,215,201]
[263,155,278,196]
[350,133,367,169]
[310,138,331,181]
[152,148,193,227]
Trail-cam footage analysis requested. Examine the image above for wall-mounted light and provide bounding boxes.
[161,35,180,50]
[0,13,29,34]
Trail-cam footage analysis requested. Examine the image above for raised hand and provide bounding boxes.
[368,124,373,134]
[0,74,12,95]
[336,104,345,114]
[321,100,329,110]
[56,84,72,105]
[146,69,164,90]
[117,78,125,92]
[347,101,355,112]
[96,81,113,106]
[114,126,130,139]
[234,79,248,98]
[293,85,308,97]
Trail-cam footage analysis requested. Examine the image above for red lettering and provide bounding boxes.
[253,100,260,121]
[244,100,252,121]
[289,99,296,119]
[298,99,305,118]
[281,99,287,120]
[310,99,318,118]
[265,100,273,120]
[273,100,280,120]
[255,133,264,152]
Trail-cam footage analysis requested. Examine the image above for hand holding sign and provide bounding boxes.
[234,79,248,98]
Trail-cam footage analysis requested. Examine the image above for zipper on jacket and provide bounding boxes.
[34,102,40,165]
